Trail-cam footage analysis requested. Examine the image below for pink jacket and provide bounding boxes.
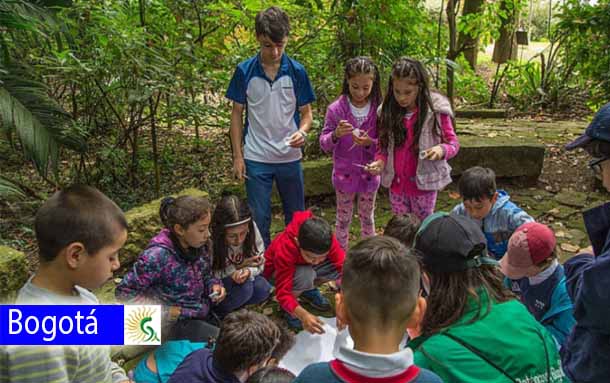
[376,92,459,196]
[319,95,381,193]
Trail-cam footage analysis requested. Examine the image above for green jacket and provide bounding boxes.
[410,289,569,383]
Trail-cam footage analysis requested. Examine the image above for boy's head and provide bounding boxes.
[214,310,281,378]
[458,166,498,220]
[296,217,332,265]
[245,367,295,383]
[337,236,424,339]
[500,222,557,279]
[384,214,421,248]
[255,7,290,64]
[34,185,127,290]
[268,324,295,366]
[566,102,610,191]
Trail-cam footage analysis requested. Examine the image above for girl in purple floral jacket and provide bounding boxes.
[116,195,225,341]
[319,57,382,250]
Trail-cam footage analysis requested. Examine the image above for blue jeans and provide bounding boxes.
[214,275,272,317]
[245,159,305,247]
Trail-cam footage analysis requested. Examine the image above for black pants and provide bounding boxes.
[167,319,220,343]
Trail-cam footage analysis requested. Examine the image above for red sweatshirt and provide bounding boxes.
[263,210,345,314]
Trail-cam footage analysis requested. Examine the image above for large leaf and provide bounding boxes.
[0,175,26,199]
[0,63,85,177]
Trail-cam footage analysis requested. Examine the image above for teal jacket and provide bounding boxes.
[410,289,568,383]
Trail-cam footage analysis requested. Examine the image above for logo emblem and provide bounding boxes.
[124,305,161,345]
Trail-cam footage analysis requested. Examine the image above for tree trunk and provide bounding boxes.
[493,0,518,64]
[446,0,459,107]
[458,0,485,70]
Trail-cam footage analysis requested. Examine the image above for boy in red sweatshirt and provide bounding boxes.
[263,210,345,333]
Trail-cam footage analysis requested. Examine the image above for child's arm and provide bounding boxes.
[115,248,164,303]
[274,256,300,314]
[319,106,340,153]
[507,207,535,232]
[439,114,460,160]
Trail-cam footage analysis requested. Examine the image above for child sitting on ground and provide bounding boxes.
[452,166,534,259]
[500,222,575,348]
[211,194,272,318]
[412,212,567,382]
[1,185,130,383]
[263,211,344,333]
[116,195,225,342]
[294,236,441,382]
[383,213,421,248]
[167,310,282,383]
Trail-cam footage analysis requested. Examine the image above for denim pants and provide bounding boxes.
[245,159,305,247]
[214,275,272,317]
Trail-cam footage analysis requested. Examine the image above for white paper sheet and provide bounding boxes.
[279,317,354,375]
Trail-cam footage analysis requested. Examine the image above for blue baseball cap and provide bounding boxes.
[566,102,610,150]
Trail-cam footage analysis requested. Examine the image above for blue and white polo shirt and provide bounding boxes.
[226,53,316,163]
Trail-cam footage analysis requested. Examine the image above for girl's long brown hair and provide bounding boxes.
[341,56,382,107]
[378,57,440,154]
[420,265,514,337]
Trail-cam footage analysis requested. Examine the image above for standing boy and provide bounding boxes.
[226,6,316,247]
[0,185,131,383]
[263,211,344,333]
[452,166,534,259]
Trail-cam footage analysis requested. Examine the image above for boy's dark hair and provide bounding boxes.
[298,217,332,254]
[384,214,422,248]
[211,194,258,271]
[343,236,421,327]
[270,323,295,362]
[458,166,497,201]
[215,310,280,374]
[342,56,382,107]
[255,6,290,43]
[246,367,295,383]
[159,195,210,231]
[35,185,127,262]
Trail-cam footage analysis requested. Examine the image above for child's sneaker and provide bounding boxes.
[284,312,303,331]
[300,288,331,311]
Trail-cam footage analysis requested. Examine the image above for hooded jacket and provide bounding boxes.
[116,228,220,320]
[167,348,239,383]
[452,190,534,258]
[561,202,610,382]
[262,210,345,314]
[319,94,381,194]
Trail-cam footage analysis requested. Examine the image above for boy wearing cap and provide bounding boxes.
[500,222,575,347]
[410,212,567,382]
[561,102,610,382]
[452,166,534,259]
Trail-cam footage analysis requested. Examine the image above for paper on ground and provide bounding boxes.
[279,317,354,375]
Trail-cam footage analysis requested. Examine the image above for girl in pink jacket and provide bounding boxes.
[319,57,382,251]
[367,57,459,220]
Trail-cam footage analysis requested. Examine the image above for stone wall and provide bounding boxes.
[0,246,29,301]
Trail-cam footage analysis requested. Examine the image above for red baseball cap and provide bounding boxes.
[500,222,557,279]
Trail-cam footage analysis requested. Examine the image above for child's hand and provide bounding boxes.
[421,145,444,161]
[300,312,325,334]
[233,157,246,181]
[211,284,226,303]
[365,159,385,175]
[352,131,373,147]
[232,268,250,284]
[242,255,264,267]
[287,130,306,148]
[335,120,354,138]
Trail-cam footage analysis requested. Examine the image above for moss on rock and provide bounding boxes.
[0,246,29,301]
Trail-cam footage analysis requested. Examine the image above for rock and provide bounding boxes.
[547,206,578,219]
[560,243,580,253]
[0,246,29,301]
[455,109,508,119]
[554,190,588,208]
